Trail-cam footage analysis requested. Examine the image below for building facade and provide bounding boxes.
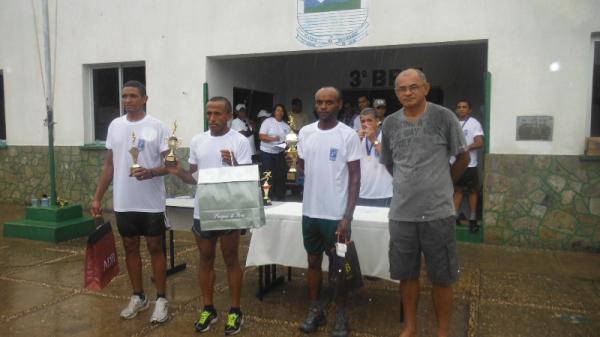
[1,0,599,250]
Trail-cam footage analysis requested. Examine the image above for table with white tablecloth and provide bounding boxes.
[245,202,392,281]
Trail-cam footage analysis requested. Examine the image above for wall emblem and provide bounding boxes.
[297,0,369,47]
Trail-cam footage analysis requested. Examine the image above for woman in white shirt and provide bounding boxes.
[259,104,291,200]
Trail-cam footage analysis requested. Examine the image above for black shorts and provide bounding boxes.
[455,167,479,191]
[192,219,241,240]
[115,212,166,237]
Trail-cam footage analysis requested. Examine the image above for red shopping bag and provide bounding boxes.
[84,218,120,290]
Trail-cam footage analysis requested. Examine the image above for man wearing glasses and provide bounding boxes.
[380,69,469,337]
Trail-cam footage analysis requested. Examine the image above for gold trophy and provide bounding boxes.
[165,120,180,167]
[129,132,141,176]
[261,171,272,206]
[285,115,299,181]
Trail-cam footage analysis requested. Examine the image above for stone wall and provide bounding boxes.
[3,147,599,252]
[0,146,194,210]
[484,154,600,252]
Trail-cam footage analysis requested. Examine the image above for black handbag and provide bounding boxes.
[328,240,364,298]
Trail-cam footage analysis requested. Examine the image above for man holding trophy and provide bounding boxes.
[167,96,251,335]
[91,80,171,324]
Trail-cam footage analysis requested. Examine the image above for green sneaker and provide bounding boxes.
[194,309,218,332]
[224,311,244,335]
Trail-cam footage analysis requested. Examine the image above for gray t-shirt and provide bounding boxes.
[380,102,467,222]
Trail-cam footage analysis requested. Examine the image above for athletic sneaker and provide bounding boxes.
[299,304,326,333]
[224,311,244,335]
[331,309,349,337]
[120,294,149,319]
[469,220,480,233]
[194,309,218,332]
[150,297,169,323]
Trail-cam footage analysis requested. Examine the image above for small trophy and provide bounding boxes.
[285,115,298,181]
[165,120,180,167]
[129,132,141,176]
[261,171,272,206]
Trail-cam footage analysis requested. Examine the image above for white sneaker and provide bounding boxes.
[120,295,149,319]
[150,297,169,324]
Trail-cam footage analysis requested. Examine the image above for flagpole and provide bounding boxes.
[41,0,57,206]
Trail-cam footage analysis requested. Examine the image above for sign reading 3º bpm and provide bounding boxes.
[297,0,369,48]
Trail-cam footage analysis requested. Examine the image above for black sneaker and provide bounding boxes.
[469,220,480,233]
[299,305,326,333]
[224,311,244,335]
[331,309,349,337]
[194,309,218,332]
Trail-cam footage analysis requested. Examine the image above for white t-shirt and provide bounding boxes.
[450,116,484,167]
[105,114,169,212]
[352,114,361,131]
[298,121,362,220]
[188,129,252,219]
[259,117,290,154]
[231,117,256,155]
[360,132,393,199]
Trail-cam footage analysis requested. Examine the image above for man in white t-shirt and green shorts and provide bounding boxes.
[92,81,171,324]
[295,87,362,337]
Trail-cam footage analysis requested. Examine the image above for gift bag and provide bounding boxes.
[328,240,364,297]
[84,218,120,290]
[197,164,265,230]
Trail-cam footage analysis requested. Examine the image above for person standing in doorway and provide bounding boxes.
[452,99,484,233]
[259,104,291,201]
[381,69,469,337]
[290,98,311,132]
[231,103,257,162]
[357,108,392,207]
[353,95,371,131]
[91,80,170,324]
[373,98,387,122]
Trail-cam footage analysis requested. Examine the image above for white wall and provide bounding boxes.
[1,0,599,154]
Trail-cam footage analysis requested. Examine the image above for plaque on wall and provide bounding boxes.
[516,116,553,141]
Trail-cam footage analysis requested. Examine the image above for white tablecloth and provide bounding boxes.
[165,198,393,280]
[245,202,392,280]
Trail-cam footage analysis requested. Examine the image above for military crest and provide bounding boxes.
[297,0,369,47]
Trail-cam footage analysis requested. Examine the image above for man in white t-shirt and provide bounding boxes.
[168,96,251,335]
[289,98,311,132]
[452,99,484,233]
[295,87,361,337]
[230,103,257,159]
[91,81,170,324]
[356,108,392,207]
[352,95,371,131]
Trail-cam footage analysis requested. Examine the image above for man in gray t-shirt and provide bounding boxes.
[380,68,469,337]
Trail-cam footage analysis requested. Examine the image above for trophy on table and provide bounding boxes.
[165,120,181,167]
[285,115,298,181]
[129,131,141,176]
[261,171,272,206]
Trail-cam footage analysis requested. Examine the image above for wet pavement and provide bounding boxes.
[0,204,599,337]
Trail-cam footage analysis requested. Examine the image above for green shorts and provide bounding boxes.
[302,216,339,256]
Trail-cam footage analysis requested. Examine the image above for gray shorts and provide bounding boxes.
[388,216,459,285]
